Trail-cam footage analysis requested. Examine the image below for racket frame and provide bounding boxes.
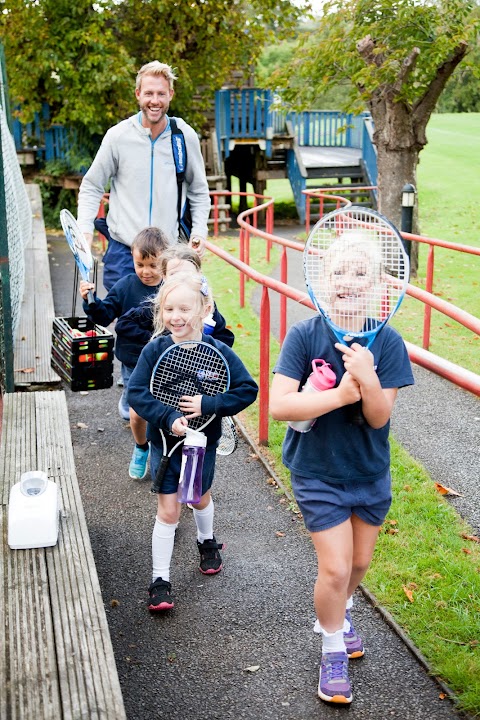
[149,340,230,493]
[303,206,409,424]
[60,208,95,305]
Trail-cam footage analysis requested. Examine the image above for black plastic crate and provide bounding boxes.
[51,316,114,391]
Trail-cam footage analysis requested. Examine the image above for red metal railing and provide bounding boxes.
[303,186,378,233]
[95,189,479,444]
[206,191,480,443]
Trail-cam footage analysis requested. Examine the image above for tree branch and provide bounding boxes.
[413,41,469,123]
[391,47,420,95]
[356,35,384,67]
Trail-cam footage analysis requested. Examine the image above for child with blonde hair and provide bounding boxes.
[127,273,257,611]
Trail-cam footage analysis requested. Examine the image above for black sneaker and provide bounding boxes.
[197,536,224,575]
[148,577,174,611]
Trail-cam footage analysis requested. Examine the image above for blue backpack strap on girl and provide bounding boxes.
[170,117,192,242]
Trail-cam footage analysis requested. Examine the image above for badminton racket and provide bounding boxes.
[304,206,409,425]
[60,208,95,305]
[150,340,230,493]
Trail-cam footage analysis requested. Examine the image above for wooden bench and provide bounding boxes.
[13,183,61,389]
[0,390,126,719]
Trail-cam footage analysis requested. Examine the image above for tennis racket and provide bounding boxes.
[60,208,95,305]
[216,416,238,456]
[304,206,409,425]
[150,340,230,493]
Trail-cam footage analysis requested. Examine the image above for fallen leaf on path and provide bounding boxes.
[15,367,35,373]
[402,585,415,602]
[461,533,480,543]
[434,482,462,497]
[462,548,472,555]
[275,531,285,537]
[76,422,88,429]
[244,665,260,673]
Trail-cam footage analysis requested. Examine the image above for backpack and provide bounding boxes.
[170,117,192,242]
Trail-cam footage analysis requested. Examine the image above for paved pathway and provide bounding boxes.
[47,232,470,720]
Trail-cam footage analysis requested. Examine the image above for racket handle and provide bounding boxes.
[87,290,95,306]
[151,456,169,494]
[347,401,365,427]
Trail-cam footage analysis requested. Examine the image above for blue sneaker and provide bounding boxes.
[318,652,352,704]
[129,446,149,479]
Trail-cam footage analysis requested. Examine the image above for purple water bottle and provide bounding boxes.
[289,359,336,433]
[177,429,207,504]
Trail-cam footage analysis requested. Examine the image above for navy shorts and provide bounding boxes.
[150,442,217,495]
[291,471,392,533]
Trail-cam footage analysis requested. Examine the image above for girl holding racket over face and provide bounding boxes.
[270,228,414,705]
[127,273,257,612]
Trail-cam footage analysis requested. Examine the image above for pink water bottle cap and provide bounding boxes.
[309,359,336,392]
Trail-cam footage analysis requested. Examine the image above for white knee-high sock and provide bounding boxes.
[152,517,178,583]
[193,498,214,543]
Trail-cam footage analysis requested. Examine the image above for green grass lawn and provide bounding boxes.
[233,113,480,374]
[206,114,480,716]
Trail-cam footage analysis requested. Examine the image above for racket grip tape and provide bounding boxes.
[87,290,95,306]
[151,456,169,494]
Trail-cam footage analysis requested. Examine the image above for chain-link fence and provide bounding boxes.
[0,43,32,392]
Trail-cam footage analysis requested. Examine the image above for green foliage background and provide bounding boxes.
[1,0,304,135]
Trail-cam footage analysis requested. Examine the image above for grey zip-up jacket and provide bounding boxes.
[77,113,210,247]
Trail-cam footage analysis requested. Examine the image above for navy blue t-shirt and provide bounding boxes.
[273,315,414,484]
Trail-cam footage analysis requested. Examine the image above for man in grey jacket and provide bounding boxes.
[77,61,211,290]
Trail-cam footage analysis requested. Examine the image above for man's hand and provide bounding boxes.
[189,235,206,258]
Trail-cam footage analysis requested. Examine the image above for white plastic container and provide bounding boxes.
[8,471,60,549]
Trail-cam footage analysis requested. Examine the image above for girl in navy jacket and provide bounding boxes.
[128,273,257,612]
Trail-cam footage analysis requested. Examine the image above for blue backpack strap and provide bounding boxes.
[170,117,191,241]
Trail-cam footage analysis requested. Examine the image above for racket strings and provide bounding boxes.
[305,209,408,332]
[151,343,229,432]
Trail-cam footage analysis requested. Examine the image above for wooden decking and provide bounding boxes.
[13,184,61,389]
[0,391,127,719]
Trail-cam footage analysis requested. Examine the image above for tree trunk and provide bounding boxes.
[369,99,424,275]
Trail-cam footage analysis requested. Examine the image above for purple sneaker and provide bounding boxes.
[344,609,365,659]
[318,652,352,704]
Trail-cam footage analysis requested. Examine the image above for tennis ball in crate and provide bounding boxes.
[95,352,109,361]
[86,330,97,337]
[79,354,94,363]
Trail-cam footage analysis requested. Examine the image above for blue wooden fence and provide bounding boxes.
[13,103,89,168]
[216,89,378,221]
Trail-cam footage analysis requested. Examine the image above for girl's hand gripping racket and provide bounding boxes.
[304,206,409,425]
[60,209,95,305]
[150,340,230,493]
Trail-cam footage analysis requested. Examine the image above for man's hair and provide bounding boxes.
[131,226,169,259]
[136,61,177,91]
[160,246,202,277]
